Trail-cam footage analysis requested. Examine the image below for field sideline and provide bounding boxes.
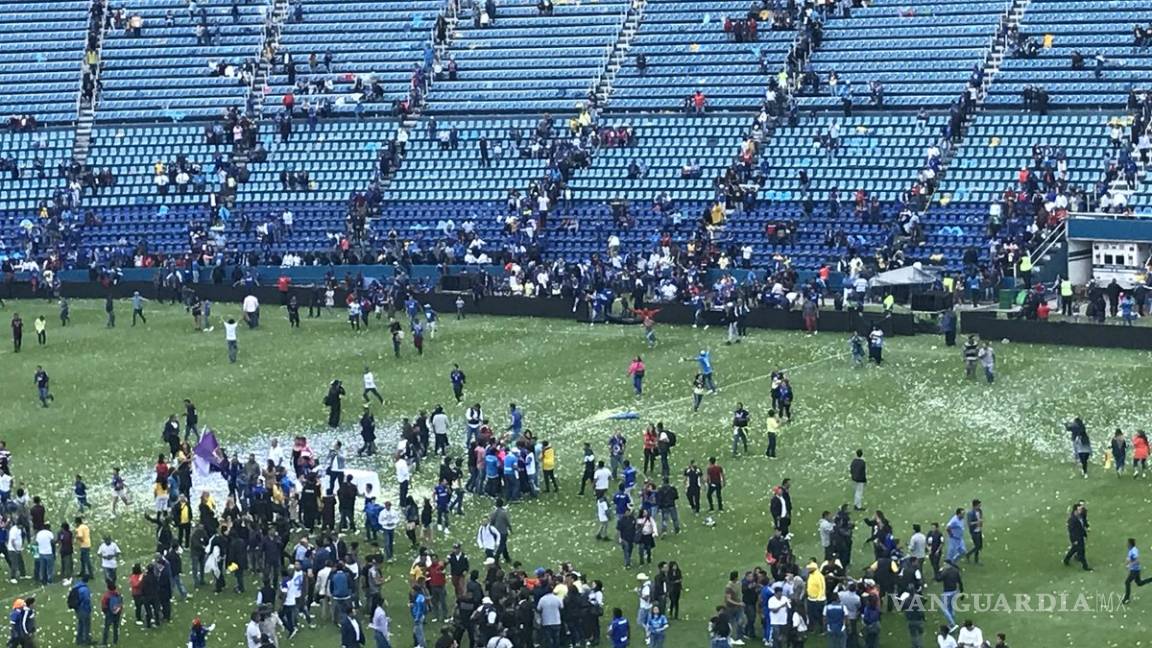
[0,298,1149,648]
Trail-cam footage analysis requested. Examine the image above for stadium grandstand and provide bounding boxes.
[1,0,1150,293]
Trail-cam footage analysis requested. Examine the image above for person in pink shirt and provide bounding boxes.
[628,356,646,397]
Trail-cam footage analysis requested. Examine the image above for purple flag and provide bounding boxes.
[193,430,223,477]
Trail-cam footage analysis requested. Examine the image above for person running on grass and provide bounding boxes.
[362,367,383,403]
[1124,537,1152,604]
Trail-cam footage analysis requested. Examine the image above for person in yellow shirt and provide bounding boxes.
[74,517,93,580]
[765,411,782,458]
[541,441,558,493]
[174,495,192,547]
[805,560,827,626]
[34,316,46,346]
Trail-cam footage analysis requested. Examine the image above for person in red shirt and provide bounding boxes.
[692,91,708,114]
[155,456,170,483]
[277,275,291,305]
[427,556,448,621]
[706,457,725,511]
[283,93,295,111]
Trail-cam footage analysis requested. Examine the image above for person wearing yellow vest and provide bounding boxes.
[541,441,558,493]
[805,560,827,628]
[1059,276,1074,316]
[1018,253,1033,287]
[74,517,93,580]
[174,495,193,547]
[882,293,895,313]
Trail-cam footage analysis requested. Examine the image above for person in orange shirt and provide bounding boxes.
[1133,431,1149,478]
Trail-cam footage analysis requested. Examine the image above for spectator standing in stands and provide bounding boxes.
[479,137,490,167]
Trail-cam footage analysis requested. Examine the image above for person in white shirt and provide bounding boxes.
[222,317,239,363]
[476,522,501,558]
[242,294,260,328]
[636,575,652,631]
[767,586,790,639]
[595,496,610,540]
[97,536,121,584]
[430,407,450,455]
[245,612,264,648]
[5,523,25,582]
[33,528,54,585]
[370,598,390,647]
[395,456,410,503]
[377,501,400,562]
[592,463,612,497]
[268,439,285,467]
[956,620,984,648]
[314,563,333,620]
[0,470,12,502]
[362,368,383,403]
[937,624,958,648]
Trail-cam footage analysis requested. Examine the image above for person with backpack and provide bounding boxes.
[101,581,124,645]
[68,575,93,645]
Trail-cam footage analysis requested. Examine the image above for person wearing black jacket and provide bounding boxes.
[154,559,173,622]
[139,564,159,628]
[337,476,358,532]
[936,560,963,629]
[656,478,680,534]
[262,532,281,585]
[325,380,346,428]
[617,510,637,568]
[850,450,867,511]
[769,479,793,535]
[228,530,249,593]
[189,525,207,587]
[447,544,469,598]
[926,522,944,576]
[1063,502,1091,570]
[357,407,377,457]
[829,504,852,562]
[165,543,187,602]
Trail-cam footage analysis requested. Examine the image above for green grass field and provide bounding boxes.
[1,298,1150,648]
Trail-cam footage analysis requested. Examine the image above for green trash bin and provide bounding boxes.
[998,289,1019,309]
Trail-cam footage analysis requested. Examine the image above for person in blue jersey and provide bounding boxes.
[685,350,717,393]
[613,484,632,521]
[1124,537,1152,603]
[404,296,419,324]
[507,403,523,440]
[450,365,466,404]
[609,607,630,647]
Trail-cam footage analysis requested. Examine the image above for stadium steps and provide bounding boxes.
[976,0,1031,105]
[72,0,109,167]
[593,0,647,107]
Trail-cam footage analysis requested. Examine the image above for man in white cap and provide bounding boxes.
[636,573,652,635]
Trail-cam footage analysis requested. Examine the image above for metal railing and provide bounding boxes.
[588,1,636,102]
